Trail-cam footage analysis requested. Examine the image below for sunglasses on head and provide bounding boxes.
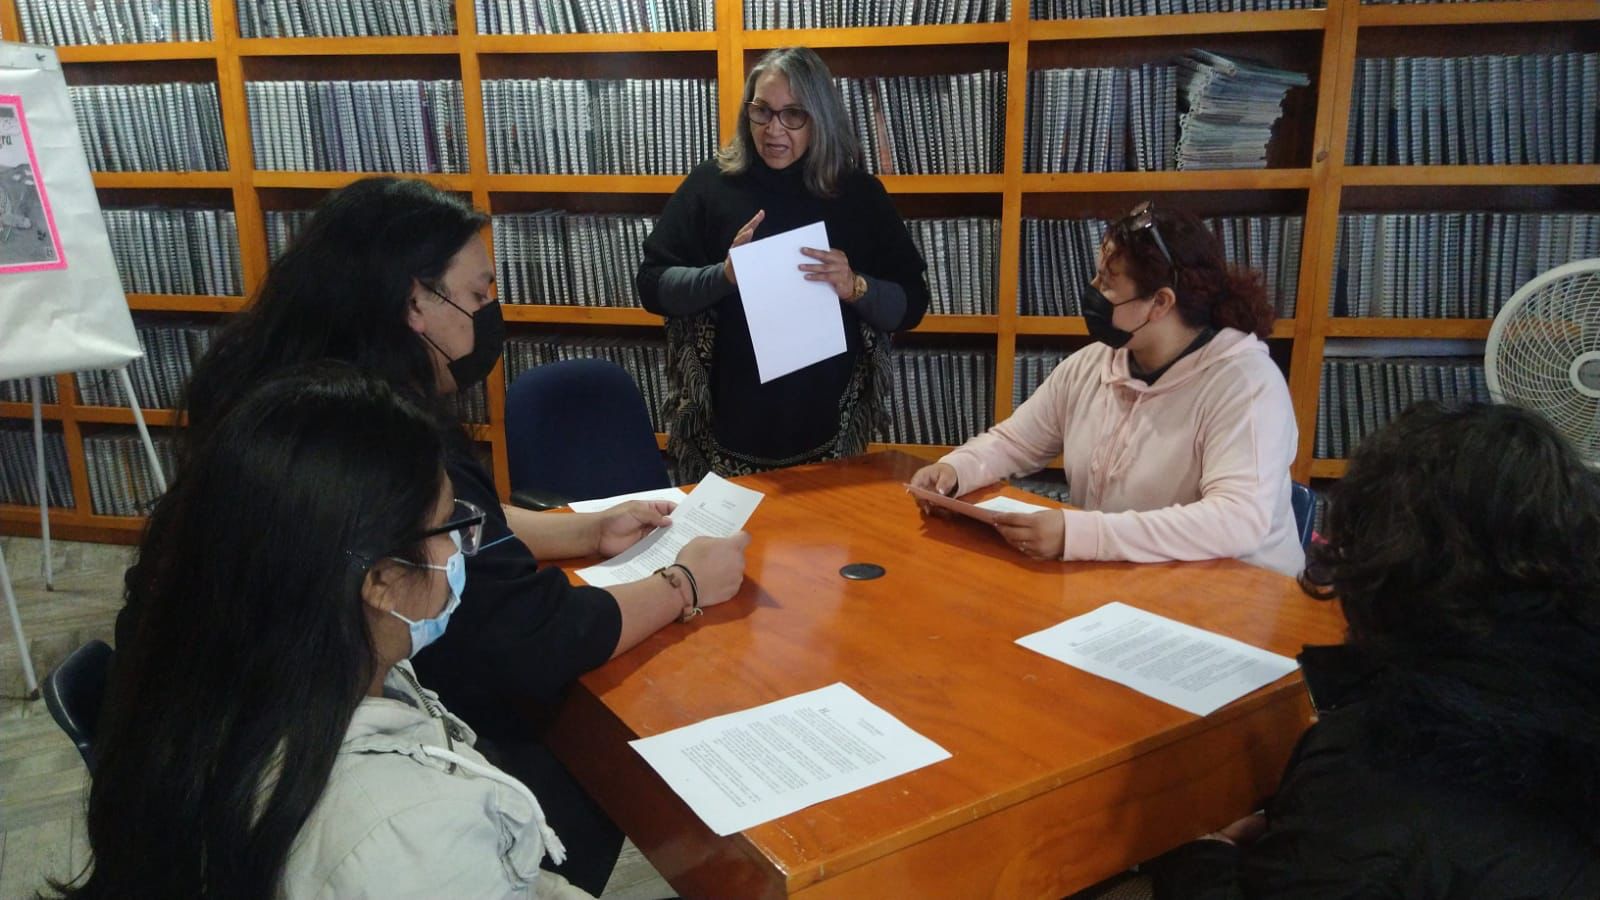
[1117,200,1179,285]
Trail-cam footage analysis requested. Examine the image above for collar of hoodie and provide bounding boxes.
[1086,328,1262,496]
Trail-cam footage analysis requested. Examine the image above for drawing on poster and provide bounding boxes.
[0,94,65,273]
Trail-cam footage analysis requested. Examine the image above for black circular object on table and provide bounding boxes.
[840,563,886,581]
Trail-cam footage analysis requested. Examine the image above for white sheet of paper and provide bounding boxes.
[729,221,847,383]
[974,496,1051,516]
[567,486,689,513]
[1016,602,1298,717]
[575,473,762,588]
[629,682,951,836]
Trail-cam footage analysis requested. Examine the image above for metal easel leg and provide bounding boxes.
[1,542,40,698]
[116,366,167,494]
[30,376,53,590]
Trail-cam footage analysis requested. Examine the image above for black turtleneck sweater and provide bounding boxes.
[637,155,929,461]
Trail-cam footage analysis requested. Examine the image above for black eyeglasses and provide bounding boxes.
[412,499,487,557]
[746,102,810,130]
[1117,200,1179,284]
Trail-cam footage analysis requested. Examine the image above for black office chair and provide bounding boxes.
[42,639,113,773]
[504,358,671,510]
[1291,481,1318,550]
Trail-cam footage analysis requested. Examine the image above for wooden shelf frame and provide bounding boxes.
[2,0,1596,541]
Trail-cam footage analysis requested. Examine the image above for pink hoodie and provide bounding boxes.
[942,328,1304,576]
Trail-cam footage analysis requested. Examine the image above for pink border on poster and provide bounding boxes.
[0,93,67,274]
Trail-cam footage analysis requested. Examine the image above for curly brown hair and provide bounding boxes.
[1103,205,1276,339]
[1300,401,1600,643]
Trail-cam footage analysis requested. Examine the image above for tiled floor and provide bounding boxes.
[0,536,670,900]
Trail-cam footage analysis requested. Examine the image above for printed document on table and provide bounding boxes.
[729,220,847,383]
[567,486,689,513]
[1016,602,1298,716]
[629,682,951,836]
[575,473,761,588]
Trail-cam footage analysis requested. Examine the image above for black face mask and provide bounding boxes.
[421,287,506,390]
[1080,283,1153,349]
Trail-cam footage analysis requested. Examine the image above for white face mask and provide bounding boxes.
[387,531,466,658]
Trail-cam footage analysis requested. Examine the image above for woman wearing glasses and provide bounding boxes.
[911,203,1303,576]
[638,46,929,480]
[68,368,588,898]
[117,177,749,893]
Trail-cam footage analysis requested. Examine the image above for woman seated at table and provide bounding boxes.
[910,202,1302,576]
[60,367,590,898]
[1147,401,1600,897]
[125,177,750,892]
[637,45,929,481]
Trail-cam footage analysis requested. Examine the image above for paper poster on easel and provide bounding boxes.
[0,95,66,274]
[0,42,140,383]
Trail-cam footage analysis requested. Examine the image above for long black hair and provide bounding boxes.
[1302,401,1600,642]
[181,177,488,464]
[57,365,445,898]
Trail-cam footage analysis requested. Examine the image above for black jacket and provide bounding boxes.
[1150,625,1600,899]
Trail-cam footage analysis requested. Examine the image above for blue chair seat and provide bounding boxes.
[1291,481,1318,550]
[43,639,113,773]
[504,358,670,507]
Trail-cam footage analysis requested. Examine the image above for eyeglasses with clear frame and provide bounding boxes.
[1117,200,1179,284]
[746,102,810,130]
[413,499,487,557]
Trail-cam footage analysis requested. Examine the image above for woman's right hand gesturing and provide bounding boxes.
[723,210,766,286]
[674,533,752,608]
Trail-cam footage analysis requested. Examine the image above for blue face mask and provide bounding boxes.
[388,531,467,658]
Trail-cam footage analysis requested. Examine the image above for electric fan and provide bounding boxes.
[1485,258,1600,466]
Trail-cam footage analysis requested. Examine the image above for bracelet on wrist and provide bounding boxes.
[655,563,701,623]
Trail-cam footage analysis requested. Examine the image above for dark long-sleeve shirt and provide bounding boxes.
[638,155,929,462]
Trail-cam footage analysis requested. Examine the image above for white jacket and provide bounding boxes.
[281,662,592,899]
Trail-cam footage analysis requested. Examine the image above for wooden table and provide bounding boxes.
[546,452,1346,899]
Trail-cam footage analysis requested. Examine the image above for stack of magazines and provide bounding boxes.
[18,0,212,44]
[70,83,228,172]
[0,425,73,509]
[103,208,242,297]
[875,347,995,445]
[83,430,177,516]
[1315,355,1489,458]
[493,211,658,306]
[75,321,217,410]
[245,80,468,173]
[905,218,1000,315]
[239,0,454,36]
[835,73,1006,175]
[482,78,718,175]
[748,0,1008,27]
[477,0,712,33]
[1176,50,1309,170]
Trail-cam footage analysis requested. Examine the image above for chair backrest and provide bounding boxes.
[1291,481,1317,550]
[43,639,113,773]
[505,358,670,503]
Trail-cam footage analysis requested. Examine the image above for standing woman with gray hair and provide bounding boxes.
[638,47,929,480]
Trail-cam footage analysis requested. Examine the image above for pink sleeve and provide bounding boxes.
[939,355,1080,495]
[1059,362,1296,564]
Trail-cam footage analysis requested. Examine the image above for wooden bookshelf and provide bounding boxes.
[1,0,1596,543]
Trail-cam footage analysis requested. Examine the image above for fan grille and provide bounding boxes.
[1492,267,1600,463]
